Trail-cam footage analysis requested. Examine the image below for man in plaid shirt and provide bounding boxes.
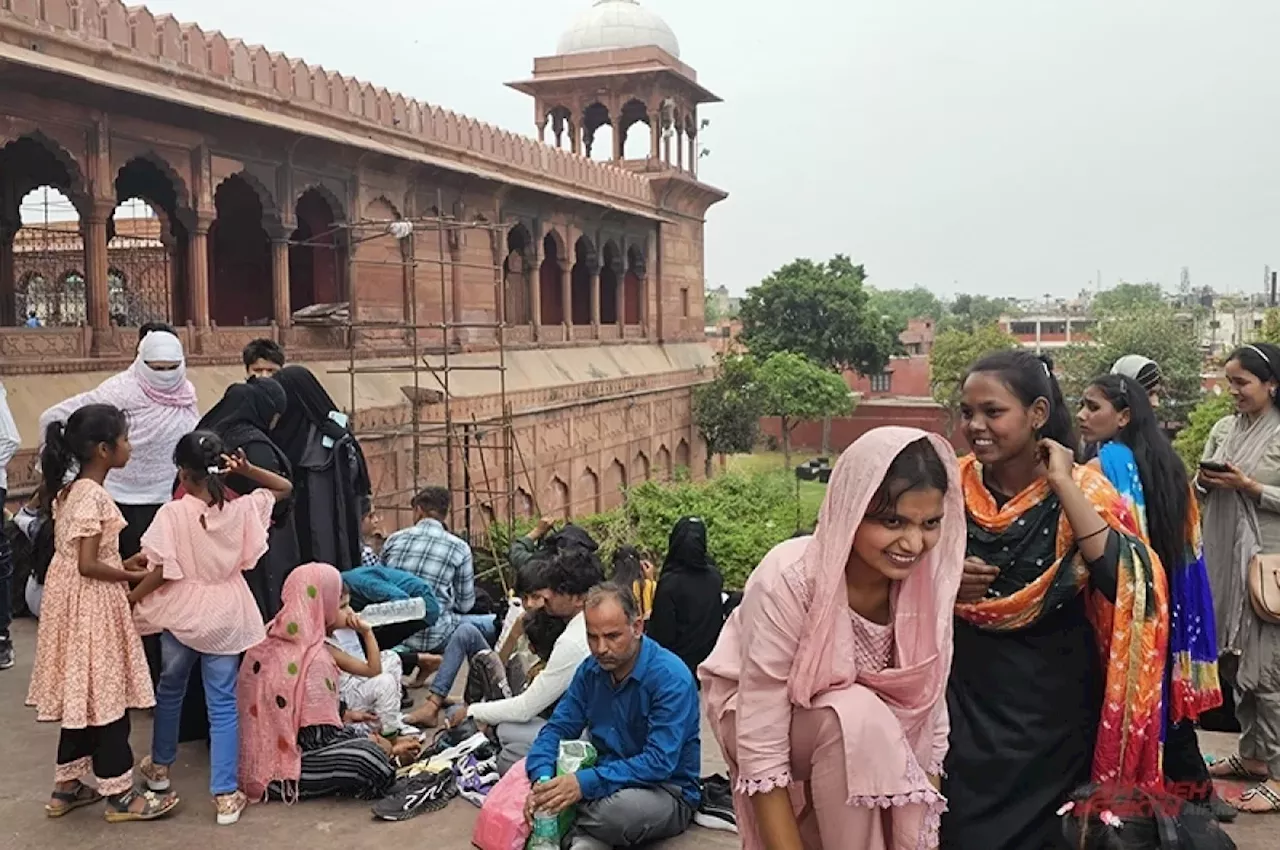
[382,487,487,651]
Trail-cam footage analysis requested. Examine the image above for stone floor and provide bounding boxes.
[0,616,1272,849]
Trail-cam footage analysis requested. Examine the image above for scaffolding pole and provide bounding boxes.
[323,190,520,593]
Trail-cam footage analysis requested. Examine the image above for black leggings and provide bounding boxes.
[57,714,133,790]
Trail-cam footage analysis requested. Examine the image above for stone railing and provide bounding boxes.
[0,0,654,206]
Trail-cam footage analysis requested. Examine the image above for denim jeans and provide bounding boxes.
[429,622,491,700]
[460,612,498,644]
[0,486,11,638]
[153,632,241,795]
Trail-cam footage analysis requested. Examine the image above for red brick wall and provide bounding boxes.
[761,401,966,456]
[847,355,931,398]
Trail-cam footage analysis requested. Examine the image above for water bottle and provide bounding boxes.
[528,776,560,850]
[358,597,426,628]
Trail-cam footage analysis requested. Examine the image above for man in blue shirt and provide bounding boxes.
[525,583,700,849]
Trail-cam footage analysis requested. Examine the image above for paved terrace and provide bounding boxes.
[0,618,1270,849]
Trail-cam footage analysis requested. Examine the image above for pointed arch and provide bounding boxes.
[503,222,533,325]
[209,173,274,325]
[578,466,601,515]
[675,438,690,472]
[603,458,627,510]
[634,450,651,483]
[547,475,570,520]
[656,445,673,481]
[291,186,347,311]
[540,229,565,326]
[624,244,645,325]
[600,239,621,325]
[113,154,192,324]
[571,234,596,326]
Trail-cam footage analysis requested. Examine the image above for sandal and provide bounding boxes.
[104,788,180,823]
[214,790,248,826]
[45,782,103,818]
[1207,754,1269,781]
[1232,782,1280,813]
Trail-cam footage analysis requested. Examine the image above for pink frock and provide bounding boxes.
[133,489,274,655]
[26,479,155,728]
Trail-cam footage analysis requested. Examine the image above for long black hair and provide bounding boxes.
[174,430,230,508]
[967,349,1076,447]
[611,545,646,589]
[1087,375,1189,573]
[866,437,949,519]
[41,404,129,498]
[1227,343,1280,411]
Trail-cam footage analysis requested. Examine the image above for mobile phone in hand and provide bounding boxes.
[1199,460,1230,473]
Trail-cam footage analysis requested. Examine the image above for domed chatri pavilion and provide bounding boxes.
[508,0,720,172]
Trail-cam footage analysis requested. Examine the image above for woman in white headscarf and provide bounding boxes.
[38,328,200,558]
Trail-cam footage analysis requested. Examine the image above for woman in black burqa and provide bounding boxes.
[646,516,725,681]
[272,366,372,573]
[195,376,301,619]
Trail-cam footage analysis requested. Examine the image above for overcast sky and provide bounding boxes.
[135,0,1280,300]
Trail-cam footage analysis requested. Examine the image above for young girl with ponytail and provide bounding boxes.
[26,404,180,823]
[129,430,293,825]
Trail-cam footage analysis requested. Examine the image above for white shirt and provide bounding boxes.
[0,383,20,492]
[468,612,590,727]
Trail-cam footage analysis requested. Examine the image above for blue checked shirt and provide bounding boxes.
[381,518,475,652]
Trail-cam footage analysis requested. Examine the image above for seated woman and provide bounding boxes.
[610,545,656,620]
[238,563,410,803]
[700,427,965,850]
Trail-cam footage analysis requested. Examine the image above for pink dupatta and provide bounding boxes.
[700,427,965,850]
[238,563,344,802]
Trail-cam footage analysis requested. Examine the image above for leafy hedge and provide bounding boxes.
[485,470,822,590]
[1173,391,1233,471]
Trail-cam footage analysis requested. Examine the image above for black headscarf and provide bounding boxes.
[197,377,290,473]
[272,365,348,466]
[662,516,714,574]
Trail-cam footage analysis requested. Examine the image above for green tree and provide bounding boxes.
[739,256,898,375]
[704,293,723,325]
[693,354,763,476]
[1092,282,1166,317]
[940,293,1015,333]
[1056,307,1202,427]
[1256,308,1280,345]
[757,352,855,469]
[929,324,1021,418]
[868,286,944,333]
[1173,391,1233,470]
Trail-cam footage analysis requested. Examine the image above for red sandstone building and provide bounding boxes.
[0,0,725,528]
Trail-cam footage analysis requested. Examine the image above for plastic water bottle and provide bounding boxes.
[358,598,426,628]
[528,776,560,850]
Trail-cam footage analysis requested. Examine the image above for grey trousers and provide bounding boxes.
[1237,687,1280,775]
[495,717,547,777]
[568,785,694,850]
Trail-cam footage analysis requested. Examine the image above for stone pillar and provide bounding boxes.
[561,260,572,340]
[591,267,601,334]
[650,118,661,161]
[0,219,15,327]
[615,267,625,336]
[676,127,684,171]
[187,220,211,328]
[271,238,292,328]
[530,238,543,339]
[569,120,581,156]
[612,120,623,161]
[689,132,697,177]
[84,203,111,331]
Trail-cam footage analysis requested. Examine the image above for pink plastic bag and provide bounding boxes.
[472,757,532,850]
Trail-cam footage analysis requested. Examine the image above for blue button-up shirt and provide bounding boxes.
[381,518,474,652]
[526,637,702,808]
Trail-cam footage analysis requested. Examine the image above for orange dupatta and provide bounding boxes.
[955,455,1169,789]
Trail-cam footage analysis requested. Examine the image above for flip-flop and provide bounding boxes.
[1232,783,1280,814]
[1208,754,1269,781]
[45,782,103,818]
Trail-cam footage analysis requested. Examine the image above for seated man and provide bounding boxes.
[451,550,599,775]
[524,583,701,850]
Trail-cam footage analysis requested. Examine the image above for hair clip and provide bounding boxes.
[1056,802,1075,816]
[207,465,224,476]
[1099,810,1123,829]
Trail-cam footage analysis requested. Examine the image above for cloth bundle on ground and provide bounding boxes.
[342,565,441,622]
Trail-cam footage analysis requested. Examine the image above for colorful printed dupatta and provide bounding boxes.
[955,455,1170,789]
[1097,442,1222,724]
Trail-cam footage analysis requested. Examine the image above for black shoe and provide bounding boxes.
[372,769,456,821]
[416,720,482,762]
[400,687,414,710]
[695,774,737,833]
[0,634,13,671]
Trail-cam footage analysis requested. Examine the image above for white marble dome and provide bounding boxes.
[556,0,681,59]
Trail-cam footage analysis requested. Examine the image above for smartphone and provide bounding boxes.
[1199,460,1231,473]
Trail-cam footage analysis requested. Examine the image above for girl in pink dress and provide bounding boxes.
[129,431,293,825]
[699,427,965,850]
[26,404,180,823]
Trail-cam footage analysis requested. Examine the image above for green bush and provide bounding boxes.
[486,470,822,590]
[1173,391,1233,471]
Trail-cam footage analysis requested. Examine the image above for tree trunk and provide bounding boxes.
[782,416,792,471]
[821,416,832,457]
[704,452,714,479]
